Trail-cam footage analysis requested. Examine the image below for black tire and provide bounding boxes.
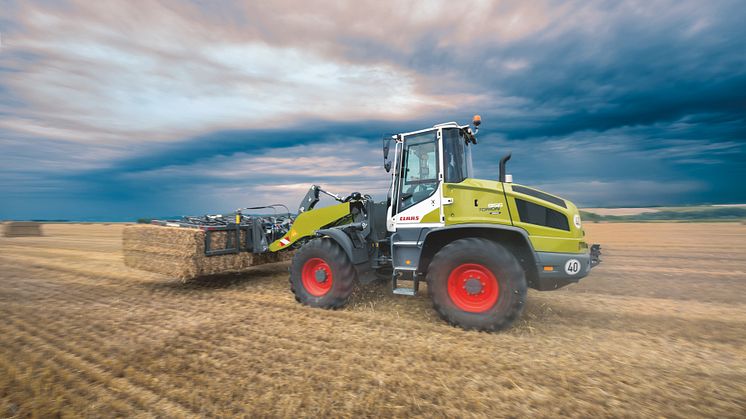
[427,238,527,331]
[290,238,356,309]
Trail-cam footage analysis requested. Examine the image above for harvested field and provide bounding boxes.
[1,223,745,417]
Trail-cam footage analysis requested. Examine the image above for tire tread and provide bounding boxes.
[289,238,356,309]
[428,237,527,331]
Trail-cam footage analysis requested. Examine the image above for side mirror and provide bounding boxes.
[382,135,394,173]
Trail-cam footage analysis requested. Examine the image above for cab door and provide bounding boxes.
[390,129,444,230]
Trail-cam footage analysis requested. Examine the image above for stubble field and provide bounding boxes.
[1,222,745,417]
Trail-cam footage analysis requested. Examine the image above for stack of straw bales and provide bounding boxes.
[3,222,43,237]
[123,224,293,280]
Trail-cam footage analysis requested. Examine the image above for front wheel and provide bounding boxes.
[290,238,356,309]
[427,238,527,331]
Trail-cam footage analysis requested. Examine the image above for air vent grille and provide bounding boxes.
[515,199,570,231]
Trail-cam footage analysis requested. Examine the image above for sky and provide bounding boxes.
[1,0,744,220]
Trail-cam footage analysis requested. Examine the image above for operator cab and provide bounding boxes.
[384,121,478,232]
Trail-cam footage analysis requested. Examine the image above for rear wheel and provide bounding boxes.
[427,238,527,331]
[290,238,356,309]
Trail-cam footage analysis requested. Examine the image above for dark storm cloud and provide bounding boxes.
[346,1,746,140]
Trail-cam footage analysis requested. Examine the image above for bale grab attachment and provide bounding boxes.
[150,204,295,256]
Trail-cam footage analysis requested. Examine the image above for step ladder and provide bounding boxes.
[392,267,420,296]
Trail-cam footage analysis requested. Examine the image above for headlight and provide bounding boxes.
[573,214,582,229]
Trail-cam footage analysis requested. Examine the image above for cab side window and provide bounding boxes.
[443,128,468,183]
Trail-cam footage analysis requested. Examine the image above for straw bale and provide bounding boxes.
[123,224,293,280]
[4,222,43,237]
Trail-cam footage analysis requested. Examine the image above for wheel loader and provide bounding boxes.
[145,116,600,331]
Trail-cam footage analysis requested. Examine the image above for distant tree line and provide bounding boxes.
[580,207,746,222]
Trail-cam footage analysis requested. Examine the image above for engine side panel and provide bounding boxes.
[505,183,586,254]
[443,179,587,254]
[442,179,513,226]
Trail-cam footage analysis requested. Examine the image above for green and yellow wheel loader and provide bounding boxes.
[268,116,601,331]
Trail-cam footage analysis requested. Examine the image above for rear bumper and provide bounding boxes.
[532,245,601,291]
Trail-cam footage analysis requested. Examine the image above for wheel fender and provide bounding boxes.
[315,228,368,264]
[419,224,538,275]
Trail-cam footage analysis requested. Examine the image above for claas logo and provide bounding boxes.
[399,216,420,221]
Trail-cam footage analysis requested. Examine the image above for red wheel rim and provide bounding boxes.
[447,263,499,313]
[301,258,333,296]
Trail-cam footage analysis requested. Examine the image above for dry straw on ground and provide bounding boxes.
[122,224,293,280]
[3,222,43,237]
[1,223,745,417]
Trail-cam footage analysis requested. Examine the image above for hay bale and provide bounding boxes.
[4,222,43,237]
[123,224,294,281]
